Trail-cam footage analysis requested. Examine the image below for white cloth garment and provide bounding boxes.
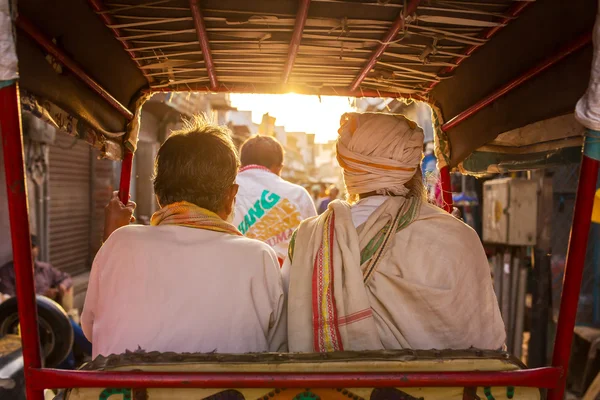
[234,168,317,261]
[0,0,18,83]
[282,198,505,351]
[575,2,600,131]
[82,224,286,358]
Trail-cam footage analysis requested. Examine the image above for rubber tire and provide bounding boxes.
[0,295,74,368]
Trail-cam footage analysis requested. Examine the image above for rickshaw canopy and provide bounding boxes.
[0,0,596,172]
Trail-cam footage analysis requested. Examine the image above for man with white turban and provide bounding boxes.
[282,112,505,352]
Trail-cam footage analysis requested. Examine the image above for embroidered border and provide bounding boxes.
[312,212,343,352]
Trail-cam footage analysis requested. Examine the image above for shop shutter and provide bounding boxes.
[48,133,91,276]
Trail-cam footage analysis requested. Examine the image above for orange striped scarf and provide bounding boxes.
[150,201,242,236]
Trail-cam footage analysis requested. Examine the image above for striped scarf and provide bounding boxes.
[150,201,242,236]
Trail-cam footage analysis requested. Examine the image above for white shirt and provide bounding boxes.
[82,224,286,357]
[234,167,317,260]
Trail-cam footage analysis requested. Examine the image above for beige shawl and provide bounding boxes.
[287,197,506,352]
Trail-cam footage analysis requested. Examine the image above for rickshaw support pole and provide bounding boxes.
[190,0,218,90]
[439,166,453,213]
[118,150,134,204]
[548,135,600,400]
[282,0,311,84]
[0,83,45,400]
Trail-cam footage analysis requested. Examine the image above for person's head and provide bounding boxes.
[239,135,284,175]
[327,185,339,200]
[336,112,426,203]
[311,185,321,198]
[153,115,240,220]
[30,235,39,260]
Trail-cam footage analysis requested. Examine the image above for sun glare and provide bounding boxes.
[229,93,355,143]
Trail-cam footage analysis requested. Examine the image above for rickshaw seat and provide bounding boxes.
[65,349,540,400]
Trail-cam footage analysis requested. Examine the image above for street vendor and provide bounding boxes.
[283,112,505,352]
[0,235,92,368]
[234,135,317,264]
[0,235,73,308]
[83,116,286,358]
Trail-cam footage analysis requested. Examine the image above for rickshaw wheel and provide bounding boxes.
[0,295,74,368]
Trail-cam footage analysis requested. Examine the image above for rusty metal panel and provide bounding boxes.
[48,132,91,276]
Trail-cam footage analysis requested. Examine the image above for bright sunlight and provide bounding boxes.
[229,94,356,143]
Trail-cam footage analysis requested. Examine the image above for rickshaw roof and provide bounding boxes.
[10,0,596,168]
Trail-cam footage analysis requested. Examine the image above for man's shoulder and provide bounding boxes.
[225,234,277,255]
[414,202,481,246]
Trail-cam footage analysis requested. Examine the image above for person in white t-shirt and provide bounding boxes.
[234,135,317,265]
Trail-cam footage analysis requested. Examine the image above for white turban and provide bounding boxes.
[336,112,424,197]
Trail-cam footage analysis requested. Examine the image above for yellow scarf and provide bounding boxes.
[150,201,242,236]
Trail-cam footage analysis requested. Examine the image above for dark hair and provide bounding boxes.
[153,115,239,213]
[239,135,284,168]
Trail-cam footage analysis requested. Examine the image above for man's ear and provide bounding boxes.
[270,164,283,176]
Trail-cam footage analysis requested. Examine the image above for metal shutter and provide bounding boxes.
[49,133,91,276]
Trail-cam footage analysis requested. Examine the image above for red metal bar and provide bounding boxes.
[0,83,44,400]
[441,31,592,132]
[439,165,453,213]
[349,0,422,91]
[118,150,134,204]
[548,153,600,400]
[189,0,218,90]
[28,367,561,390]
[425,2,532,92]
[282,0,311,84]
[87,0,152,83]
[15,16,134,121]
[147,84,428,102]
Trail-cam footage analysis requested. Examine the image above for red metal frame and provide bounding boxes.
[349,0,422,91]
[29,367,561,390]
[282,0,311,84]
[15,15,134,121]
[87,0,153,83]
[439,166,453,213]
[425,2,532,93]
[2,4,599,398]
[548,153,600,400]
[0,83,44,400]
[118,150,134,204]
[190,0,219,91]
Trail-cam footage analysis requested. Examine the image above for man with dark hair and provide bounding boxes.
[234,135,316,264]
[83,116,286,357]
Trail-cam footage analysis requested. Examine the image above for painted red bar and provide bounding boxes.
[87,0,152,83]
[425,2,532,92]
[190,0,218,90]
[148,84,428,102]
[282,0,311,84]
[15,16,134,121]
[28,367,561,390]
[441,31,592,132]
[548,154,600,400]
[439,165,453,213]
[349,0,422,91]
[118,150,134,204]
[0,84,45,400]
